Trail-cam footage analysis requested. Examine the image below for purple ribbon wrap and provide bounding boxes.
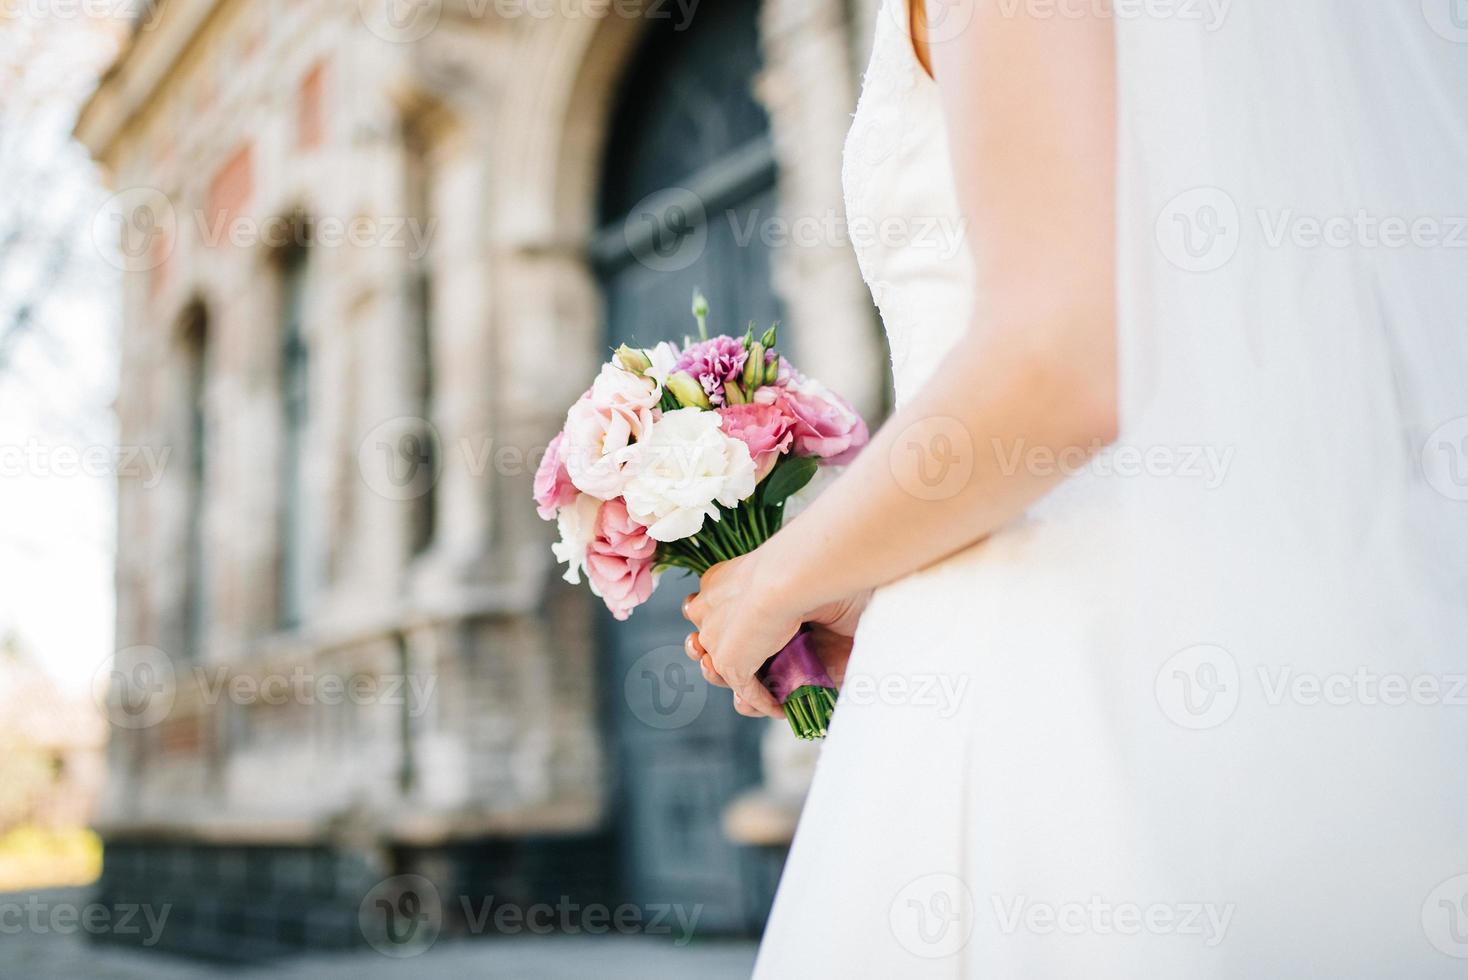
[758,628,836,703]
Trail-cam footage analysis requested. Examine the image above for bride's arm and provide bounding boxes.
[687,1,1118,717]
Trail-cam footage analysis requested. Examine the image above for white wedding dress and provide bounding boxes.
[754,2,1468,977]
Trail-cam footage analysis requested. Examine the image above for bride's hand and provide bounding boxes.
[801,593,868,689]
[681,552,795,719]
[683,553,869,719]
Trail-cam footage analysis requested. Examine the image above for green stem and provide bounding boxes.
[700,525,726,562]
[704,519,728,557]
[741,502,763,548]
[777,686,838,740]
[729,511,753,555]
[700,535,728,564]
[695,536,726,566]
[782,697,806,738]
[712,510,746,557]
[664,540,710,576]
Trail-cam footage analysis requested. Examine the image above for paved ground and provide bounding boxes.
[1,891,758,980]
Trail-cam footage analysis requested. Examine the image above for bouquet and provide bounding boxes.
[534,292,869,739]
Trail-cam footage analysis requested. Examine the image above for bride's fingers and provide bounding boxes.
[700,655,727,688]
[731,676,783,719]
[681,592,702,626]
[731,692,764,718]
[684,632,707,662]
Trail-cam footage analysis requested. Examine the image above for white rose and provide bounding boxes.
[550,494,602,584]
[563,363,660,500]
[622,408,757,542]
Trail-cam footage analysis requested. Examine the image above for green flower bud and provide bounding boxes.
[614,344,652,374]
[723,380,748,405]
[764,352,781,385]
[760,324,778,349]
[743,342,765,389]
[691,289,709,340]
[666,371,711,409]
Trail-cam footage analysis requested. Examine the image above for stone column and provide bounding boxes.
[420,123,496,586]
[759,0,888,422]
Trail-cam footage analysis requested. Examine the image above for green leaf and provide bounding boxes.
[761,455,819,508]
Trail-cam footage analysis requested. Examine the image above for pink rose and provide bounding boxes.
[757,378,868,463]
[533,432,578,520]
[716,402,794,481]
[562,364,660,500]
[585,498,657,620]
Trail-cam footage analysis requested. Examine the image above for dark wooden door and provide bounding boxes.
[591,0,782,935]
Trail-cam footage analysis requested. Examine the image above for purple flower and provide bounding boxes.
[676,337,748,406]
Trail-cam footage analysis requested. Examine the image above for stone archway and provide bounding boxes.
[475,0,882,933]
[593,0,782,933]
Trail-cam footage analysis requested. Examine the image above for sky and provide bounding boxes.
[0,13,124,695]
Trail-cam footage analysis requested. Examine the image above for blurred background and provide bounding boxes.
[0,0,890,974]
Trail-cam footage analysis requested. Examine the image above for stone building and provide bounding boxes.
[77,0,886,957]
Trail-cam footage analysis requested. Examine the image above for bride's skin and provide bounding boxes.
[684,0,1118,718]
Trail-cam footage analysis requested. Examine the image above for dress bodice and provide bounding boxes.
[841,0,977,406]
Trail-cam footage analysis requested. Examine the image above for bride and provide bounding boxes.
[682,0,1468,975]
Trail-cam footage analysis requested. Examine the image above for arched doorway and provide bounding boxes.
[591,0,783,935]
